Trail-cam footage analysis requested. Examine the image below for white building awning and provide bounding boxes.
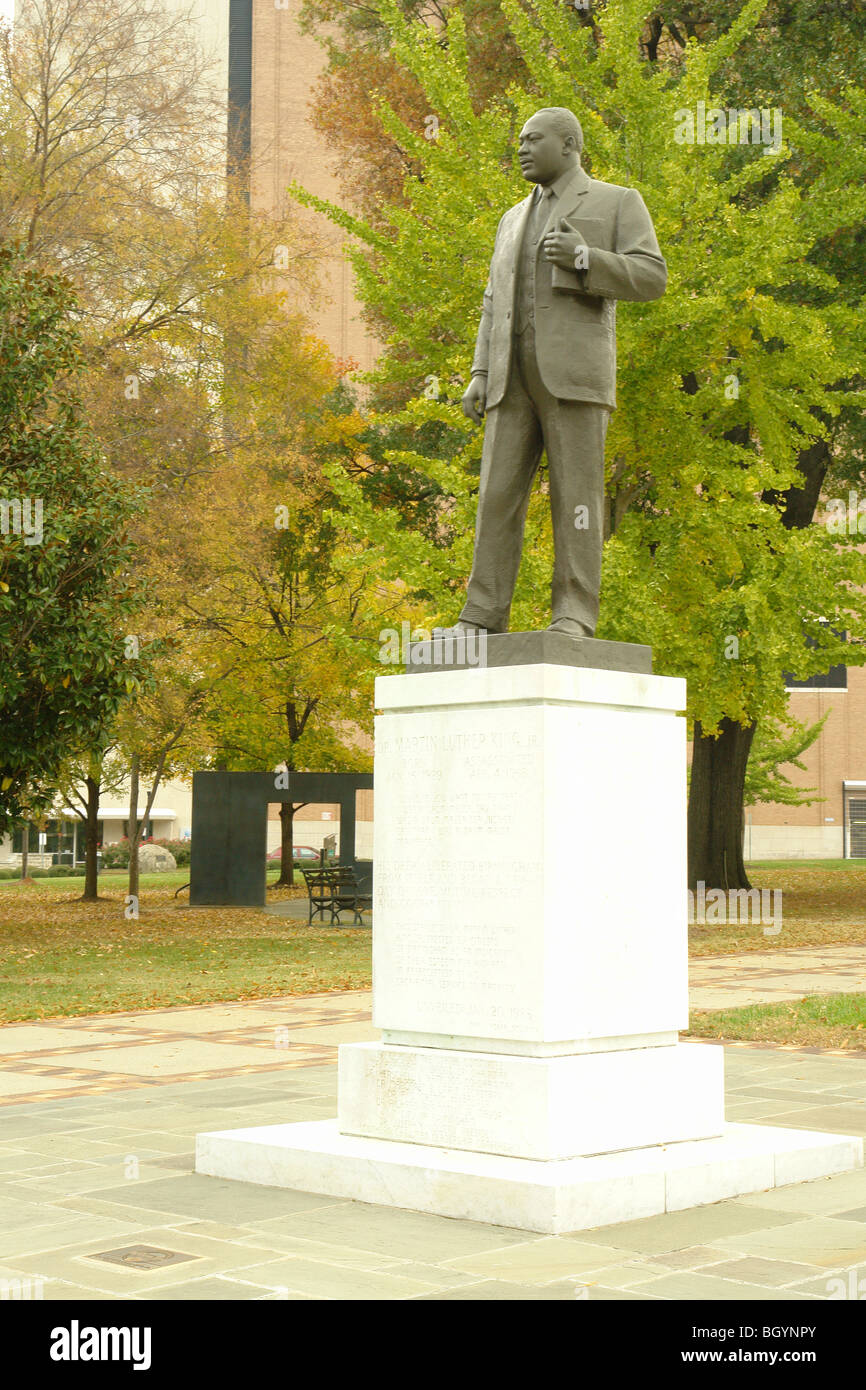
[97,809,177,820]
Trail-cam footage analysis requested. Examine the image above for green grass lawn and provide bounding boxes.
[688,863,866,956]
[688,992,866,1050]
[0,868,283,891]
[0,933,371,1022]
[0,873,370,1022]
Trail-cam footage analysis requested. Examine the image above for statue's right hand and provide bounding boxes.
[461,376,487,425]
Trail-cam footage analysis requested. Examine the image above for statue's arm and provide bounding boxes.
[582,189,667,302]
[470,270,494,378]
[464,270,492,421]
[470,215,505,378]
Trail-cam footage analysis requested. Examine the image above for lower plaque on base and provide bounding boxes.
[336,1039,725,1161]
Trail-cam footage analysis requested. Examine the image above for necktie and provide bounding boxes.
[531,185,552,242]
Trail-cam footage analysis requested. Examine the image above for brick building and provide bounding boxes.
[246,0,377,370]
[747,665,866,860]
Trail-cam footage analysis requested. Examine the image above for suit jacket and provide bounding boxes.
[471,166,667,410]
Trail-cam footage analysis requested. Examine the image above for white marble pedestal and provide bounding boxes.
[196,661,862,1233]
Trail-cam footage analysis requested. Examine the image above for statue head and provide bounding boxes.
[518,107,583,186]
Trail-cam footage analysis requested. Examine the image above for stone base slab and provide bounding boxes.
[337,1040,725,1161]
[195,1120,863,1235]
[407,630,652,674]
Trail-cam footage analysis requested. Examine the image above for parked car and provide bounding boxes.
[266,845,330,865]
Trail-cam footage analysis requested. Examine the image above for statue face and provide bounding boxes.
[518,113,576,186]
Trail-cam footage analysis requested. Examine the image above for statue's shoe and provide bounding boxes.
[547,619,593,638]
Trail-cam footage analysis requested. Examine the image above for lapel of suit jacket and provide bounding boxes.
[504,193,535,273]
[542,165,592,238]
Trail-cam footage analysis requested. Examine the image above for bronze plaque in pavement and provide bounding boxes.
[88,1245,198,1270]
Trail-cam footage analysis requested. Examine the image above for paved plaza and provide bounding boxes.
[0,948,864,1300]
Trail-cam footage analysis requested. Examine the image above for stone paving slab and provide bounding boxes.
[707,1215,866,1268]
[219,1255,440,1300]
[136,1276,272,1301]
[628,1271,816,1301]
[438,1236,644,1283]
[562,1202,804,1256]
[736,1167,866,1214]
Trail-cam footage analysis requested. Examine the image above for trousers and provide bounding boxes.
[459,326,609,635]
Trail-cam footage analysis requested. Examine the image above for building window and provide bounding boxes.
[785,663,847,691]
[785,628,847,691]
[12,819,76,856]
[227,0,252,184]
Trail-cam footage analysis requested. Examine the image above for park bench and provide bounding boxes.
[300,865,372,927]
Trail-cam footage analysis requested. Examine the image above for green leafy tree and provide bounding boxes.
[743,714,827,809]
[115,638,213,905]
[293,0,866,889]
[55,742,127,900]
[0,245,141,833]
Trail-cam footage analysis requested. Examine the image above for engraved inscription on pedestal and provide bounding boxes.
[373,706,545,1039]
[372,671,689,1047]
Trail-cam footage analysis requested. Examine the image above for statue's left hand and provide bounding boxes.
[543,217,584,269]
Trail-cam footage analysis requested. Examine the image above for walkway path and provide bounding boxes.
[0,996,378,1107]
[689,944,866,1011]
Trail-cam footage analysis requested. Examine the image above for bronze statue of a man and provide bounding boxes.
[454,107,667,638]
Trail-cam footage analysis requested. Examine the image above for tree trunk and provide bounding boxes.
[20,823,29,880]
[276,802,296,887]
[127,755,140,903]
[81,774,100,901]
[688,718,756,891]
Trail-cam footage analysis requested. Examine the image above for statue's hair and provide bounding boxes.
[533,107,584,154]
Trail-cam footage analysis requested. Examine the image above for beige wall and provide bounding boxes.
[745,824,844,860]
[251,0,377,371]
